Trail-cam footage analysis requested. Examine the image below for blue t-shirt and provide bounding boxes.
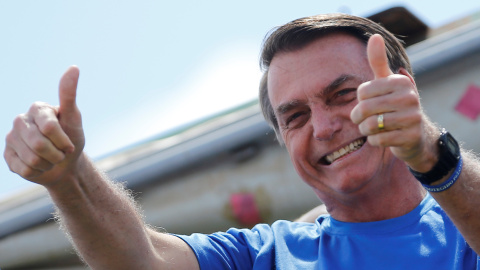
[177,194,479,269]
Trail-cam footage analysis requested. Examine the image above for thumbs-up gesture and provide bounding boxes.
[4,66,86,187]
[351,34,436,170]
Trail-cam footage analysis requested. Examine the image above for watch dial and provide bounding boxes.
[446,134,460,157]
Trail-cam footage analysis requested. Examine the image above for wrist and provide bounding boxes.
[409,128,461,188]
[406,124,441,173]
[45,152,89,194]
[421,155,463,192]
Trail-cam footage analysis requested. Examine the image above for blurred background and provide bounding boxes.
[1,1,480,269]
[1,0,479,197]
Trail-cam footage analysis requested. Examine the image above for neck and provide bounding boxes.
[321,162,427,223]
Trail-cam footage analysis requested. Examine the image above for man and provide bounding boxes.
[4,13,480,269]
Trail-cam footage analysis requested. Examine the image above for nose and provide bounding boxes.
[311,106,342,141]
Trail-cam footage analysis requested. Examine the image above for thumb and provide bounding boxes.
[367,34,393,79]
[58,65,80,116]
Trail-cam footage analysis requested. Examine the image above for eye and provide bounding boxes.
[337,88,356,97]
[330,88,357,105]
[285,111,309,128]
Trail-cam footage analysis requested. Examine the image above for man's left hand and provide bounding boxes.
[350,34,438,172]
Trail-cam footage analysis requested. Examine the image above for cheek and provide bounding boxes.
[284,131,311,169]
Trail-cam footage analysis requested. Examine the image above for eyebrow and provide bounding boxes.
[275,74,360,116]
[320,74,357,97]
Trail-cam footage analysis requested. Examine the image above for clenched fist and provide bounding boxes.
[350,34,438,172]
[4,66,85,187]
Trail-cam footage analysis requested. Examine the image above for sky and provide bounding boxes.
[1,0,479,198]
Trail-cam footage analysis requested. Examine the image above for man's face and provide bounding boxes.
[268,33,395,203]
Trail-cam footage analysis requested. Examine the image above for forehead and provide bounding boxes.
[267,33,371,109]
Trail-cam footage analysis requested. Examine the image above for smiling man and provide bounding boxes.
[264,32,424,222]
[4,13,480,269]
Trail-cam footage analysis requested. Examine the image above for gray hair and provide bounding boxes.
[259,13,411,144]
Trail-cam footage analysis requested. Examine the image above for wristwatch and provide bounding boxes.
[409,128,461,185]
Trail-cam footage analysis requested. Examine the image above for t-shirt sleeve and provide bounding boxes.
[175,224,276,270]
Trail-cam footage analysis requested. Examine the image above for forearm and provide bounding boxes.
[5,66,198,269]
[428,150,480,254]
[48,153,157,269]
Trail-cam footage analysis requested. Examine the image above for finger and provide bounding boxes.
[6,133,55,171]
[351,88,398,125]
[351,76,420,125]
[356,74,414,102]
[357,113,392,136]
[366,128,421,149]
[27,103,75,154]
[23,121,68,162]
[4,146,44,179]
[10,114,66,164]
[367,34,393,79]
[58,66,80,118]
[351,91,396,125]
[366,129,403,147]
[357,109,422,136]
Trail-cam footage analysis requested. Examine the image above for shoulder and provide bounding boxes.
[222,219,320,243]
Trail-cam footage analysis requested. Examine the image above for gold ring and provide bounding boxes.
[377,114,385,131]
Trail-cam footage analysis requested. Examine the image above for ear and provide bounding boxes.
[398,67,416,87]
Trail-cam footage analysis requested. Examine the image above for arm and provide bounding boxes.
[351,35,480,254]
[426,150,480,253]
[50,154,199,269]
[3,66,199,269]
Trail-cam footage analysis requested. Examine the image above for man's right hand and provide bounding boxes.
[4,66,85,188]
[3,66,201,270]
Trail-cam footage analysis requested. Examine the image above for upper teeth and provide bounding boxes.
[325,139,364,164]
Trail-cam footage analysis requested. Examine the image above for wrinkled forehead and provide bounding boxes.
[267,33,370,110]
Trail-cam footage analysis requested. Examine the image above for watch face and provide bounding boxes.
[447,138,456,152]
[445,132,460,159]
[447,134,458,153]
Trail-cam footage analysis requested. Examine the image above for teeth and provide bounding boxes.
[325,139,364,164]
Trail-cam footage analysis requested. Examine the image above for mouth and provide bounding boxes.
[320,138,366,165]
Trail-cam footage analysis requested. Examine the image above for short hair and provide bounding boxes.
[259,13,412,144]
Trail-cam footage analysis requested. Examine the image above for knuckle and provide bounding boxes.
[3,148,13,165]
[30,138,49,153]
[405,90,420,105]
[39,119,58,136]
[12,114,27,129]
[357,123,366,135]
[3,149,42,178]
[5,131,15,146]
[391,75,404,82]
[393,75,411,85]
[30,101,47,111]
[28,102,42,114]
[412,112,422,124]
[26,154,44,168]
[356,83,369,100]
[19,167,39,178]
[354,103,367,120]
[357,122,369,135]
[6,160,31,178]
[360,123,371,135]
